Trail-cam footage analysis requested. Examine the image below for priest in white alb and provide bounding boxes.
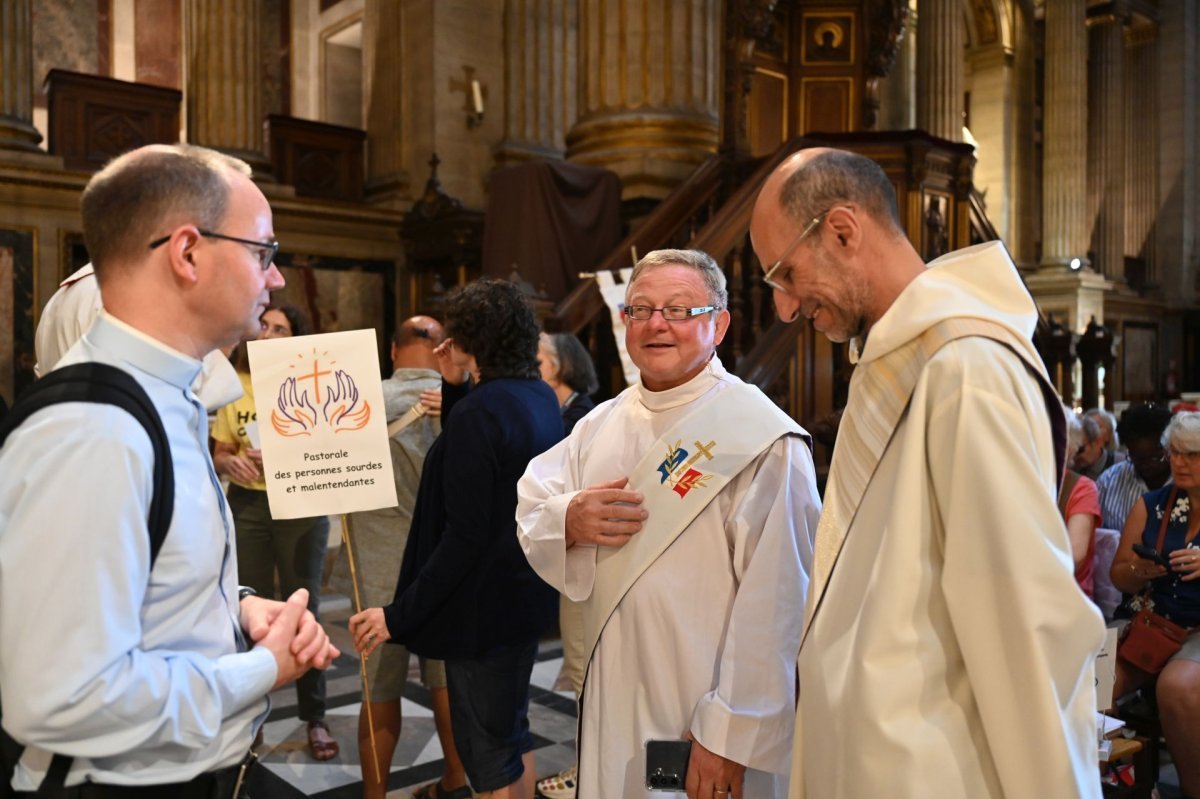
[517,249,819,799]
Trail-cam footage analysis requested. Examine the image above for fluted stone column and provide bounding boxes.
[496,0,578,164]
[915,0,963,141]
[363,0,408,204]
[186,0,269,174]
[0,0,43,152]
[1041,0,1089,268]
[566,0,720,199]
[1124,24,1158,284]
[1087,9,1127,281]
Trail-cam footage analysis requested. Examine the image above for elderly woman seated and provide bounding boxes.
[1062,408,1102,599]
[1111,411,1200,798]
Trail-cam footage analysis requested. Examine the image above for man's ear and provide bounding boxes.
[825,206,861,253]
[165,227,203,285]
[712,308,732,346]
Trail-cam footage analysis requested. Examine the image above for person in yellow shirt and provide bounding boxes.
[212,302,340,762]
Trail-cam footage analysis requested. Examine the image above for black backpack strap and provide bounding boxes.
[0,362,174,561]
[0,363,175,796]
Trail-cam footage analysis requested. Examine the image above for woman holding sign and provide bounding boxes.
[212,302,339,761]
[349,279,563,799]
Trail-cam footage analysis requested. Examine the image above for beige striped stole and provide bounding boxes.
[800,317,1062,643]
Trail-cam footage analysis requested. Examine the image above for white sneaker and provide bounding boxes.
[536,765,577,799]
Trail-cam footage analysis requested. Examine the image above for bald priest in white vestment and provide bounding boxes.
[517,249,819,799]
[751,148,1105,799]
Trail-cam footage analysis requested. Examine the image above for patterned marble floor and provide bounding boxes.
[246,594,1185,798]
[247,594,578,798]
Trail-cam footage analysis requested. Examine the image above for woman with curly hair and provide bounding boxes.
[351,279,563,799]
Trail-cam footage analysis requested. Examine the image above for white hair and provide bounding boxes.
[1085,408,1120,450]
[1163,411,1200,453]
[1064,405,1086,456]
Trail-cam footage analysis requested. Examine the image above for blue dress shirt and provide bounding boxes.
[0,313,276,789]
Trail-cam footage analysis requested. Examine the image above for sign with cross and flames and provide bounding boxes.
[247,328,397,519]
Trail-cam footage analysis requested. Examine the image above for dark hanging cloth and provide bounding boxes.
[482,160,623,302]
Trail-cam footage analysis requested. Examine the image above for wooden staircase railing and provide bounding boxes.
[687,139,821,402]
[969,188,999,245]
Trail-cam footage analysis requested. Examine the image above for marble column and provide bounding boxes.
[185,0,270,174]
[495,0,578,164]
[566,0,721,199]
[1087,9,1127,281]
[1041,0,1089,268]
[0,0,43,152]
[363,0,408,204]
[1124,24,1158,284]
[915,0,963,141]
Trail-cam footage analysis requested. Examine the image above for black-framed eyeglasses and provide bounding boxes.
[149,229,280,271]
[762,209,830,293]
[623,305,717,322]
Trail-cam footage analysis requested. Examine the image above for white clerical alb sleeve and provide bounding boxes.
[517,436,598,602]
[690,437,818,774]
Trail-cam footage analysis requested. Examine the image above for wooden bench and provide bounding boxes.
[1100,735,1155,799]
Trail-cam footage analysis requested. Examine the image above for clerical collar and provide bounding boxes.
[90,311,203,392]
[636,356,726,412]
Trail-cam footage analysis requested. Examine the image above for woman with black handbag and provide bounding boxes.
[1111,410,1200,798]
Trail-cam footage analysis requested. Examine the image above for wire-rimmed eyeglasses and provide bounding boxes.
[762,210,830,293]
[149,229,280,271]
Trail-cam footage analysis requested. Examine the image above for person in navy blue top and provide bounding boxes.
[351,279,562,797]
[1111,411,1200,798]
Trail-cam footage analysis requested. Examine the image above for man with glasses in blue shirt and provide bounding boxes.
[0,143,338,797]
[750,147,1104,799]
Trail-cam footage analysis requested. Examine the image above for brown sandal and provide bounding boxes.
[306,719,339,761]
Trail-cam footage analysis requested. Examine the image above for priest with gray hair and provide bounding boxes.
[517,248,818,799]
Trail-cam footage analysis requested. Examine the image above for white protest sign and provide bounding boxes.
[247,329,398,519]
[595,268,639,388]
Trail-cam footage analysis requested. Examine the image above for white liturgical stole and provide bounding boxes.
[580,384,802,675]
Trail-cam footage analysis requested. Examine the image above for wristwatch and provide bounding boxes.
[238,586,258,602]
